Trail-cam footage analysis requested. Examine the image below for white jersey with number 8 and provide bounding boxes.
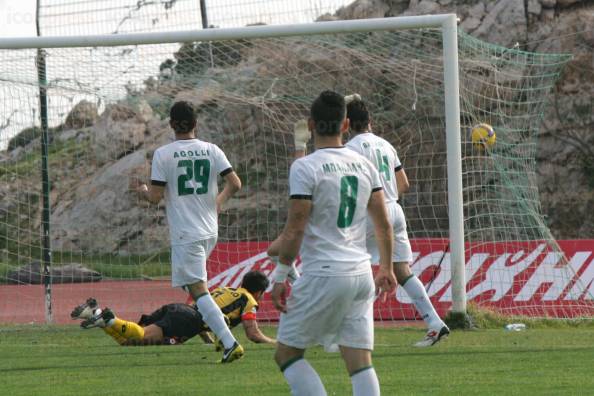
[288,147,382,276]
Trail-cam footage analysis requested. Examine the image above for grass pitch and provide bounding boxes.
[1,325,593,395]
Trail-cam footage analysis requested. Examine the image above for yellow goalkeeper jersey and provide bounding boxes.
[187,287,259,328]
[211,287,259,327]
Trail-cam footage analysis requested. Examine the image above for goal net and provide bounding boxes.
[0,16,592,326]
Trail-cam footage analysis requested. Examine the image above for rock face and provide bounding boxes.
[2,0,592,258]
[333,0,594,238]
[89,102,156,165]
[51,150,153,253]
[64,100,99,129]
[5,262,102,284]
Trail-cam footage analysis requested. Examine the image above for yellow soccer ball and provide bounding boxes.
[471,123,496,150]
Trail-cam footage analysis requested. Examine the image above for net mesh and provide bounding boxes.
[37,0,355,35]
[1,26,592,326]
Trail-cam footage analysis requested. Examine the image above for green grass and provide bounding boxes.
[1,325,593,395]
[51,251,173,280]
[0,251,172,283]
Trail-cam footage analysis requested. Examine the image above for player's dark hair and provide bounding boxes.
[241,270,270,294]
[310,90,346,136]
[347,99,370,133]
[169,101,197,134]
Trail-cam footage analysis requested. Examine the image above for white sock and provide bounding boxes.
[195,293,236,349]
[351,366,380,396]
[402,275,445,330]
[282,358,327,396]
[270,255,300,285]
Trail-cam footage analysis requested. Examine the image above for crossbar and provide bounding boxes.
[0,14,456,49]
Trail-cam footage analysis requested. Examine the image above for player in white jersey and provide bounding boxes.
[345,95,449,347]
[135,101,244,363]
[271,91,397,396]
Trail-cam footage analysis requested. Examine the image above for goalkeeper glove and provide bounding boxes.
[344,93,361,104]
[293,119,310,151]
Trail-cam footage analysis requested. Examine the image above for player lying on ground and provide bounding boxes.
[71,270,275,347]
[345,94,450,347]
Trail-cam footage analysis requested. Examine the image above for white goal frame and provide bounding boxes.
[0,14,466,315]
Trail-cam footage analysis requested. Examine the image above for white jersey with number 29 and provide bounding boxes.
[151,139,232,245]
[289,147,382,276]
[346,132,401,204]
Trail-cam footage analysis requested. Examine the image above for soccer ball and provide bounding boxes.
[471,123,496,150]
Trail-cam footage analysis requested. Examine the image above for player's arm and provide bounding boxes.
[271,198,312,312]
[294,150,306,159]
[368,189,397,294]
[198,331,215,344]
[279,199,311,266]
[216,170,242,213]
[395,167,410,196]
[135,149,166,204]
[267,121,310,255]
[293,119,311,158]
[137,182,165,204]
[242,319,276,344]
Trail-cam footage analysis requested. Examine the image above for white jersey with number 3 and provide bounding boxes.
[289,147,382,276]
[346,132,401,204]
[151,139,232,244]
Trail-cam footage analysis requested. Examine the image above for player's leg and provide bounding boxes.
[395,261,445,331]
[137,304,168,326]
[275,344,326,396]
[139,324,164,345]
[198,331,214,344]
[70,297,98,320]
[82,308,147,345]
[340,347,379,396]
[396,262,449,346]
[186,281,242,360]
[276,274,360,395]
[106,324,164,346]
[335,272,379,396]
[391,204,448,346]
[104,310,146,343]
[102,326,128,345]
[177,237,242,362]
[73,299,128,345]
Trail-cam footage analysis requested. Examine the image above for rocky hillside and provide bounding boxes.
[325,0,594,238]
[1,0,592,258]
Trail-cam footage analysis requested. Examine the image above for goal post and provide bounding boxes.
[1,14,590,326]
[441,16,465,315]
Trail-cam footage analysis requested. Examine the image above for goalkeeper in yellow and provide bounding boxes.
[71,270,275,348]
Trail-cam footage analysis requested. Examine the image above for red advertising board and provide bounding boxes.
[207,240,594,320]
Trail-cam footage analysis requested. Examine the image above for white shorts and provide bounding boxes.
[170,237,217,288]
[366,201,413,264]
[277,271,375,351]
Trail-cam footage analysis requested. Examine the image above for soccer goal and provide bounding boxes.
[0,14,592,326]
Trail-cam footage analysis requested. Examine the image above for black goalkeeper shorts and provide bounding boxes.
[138,303,206,342]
